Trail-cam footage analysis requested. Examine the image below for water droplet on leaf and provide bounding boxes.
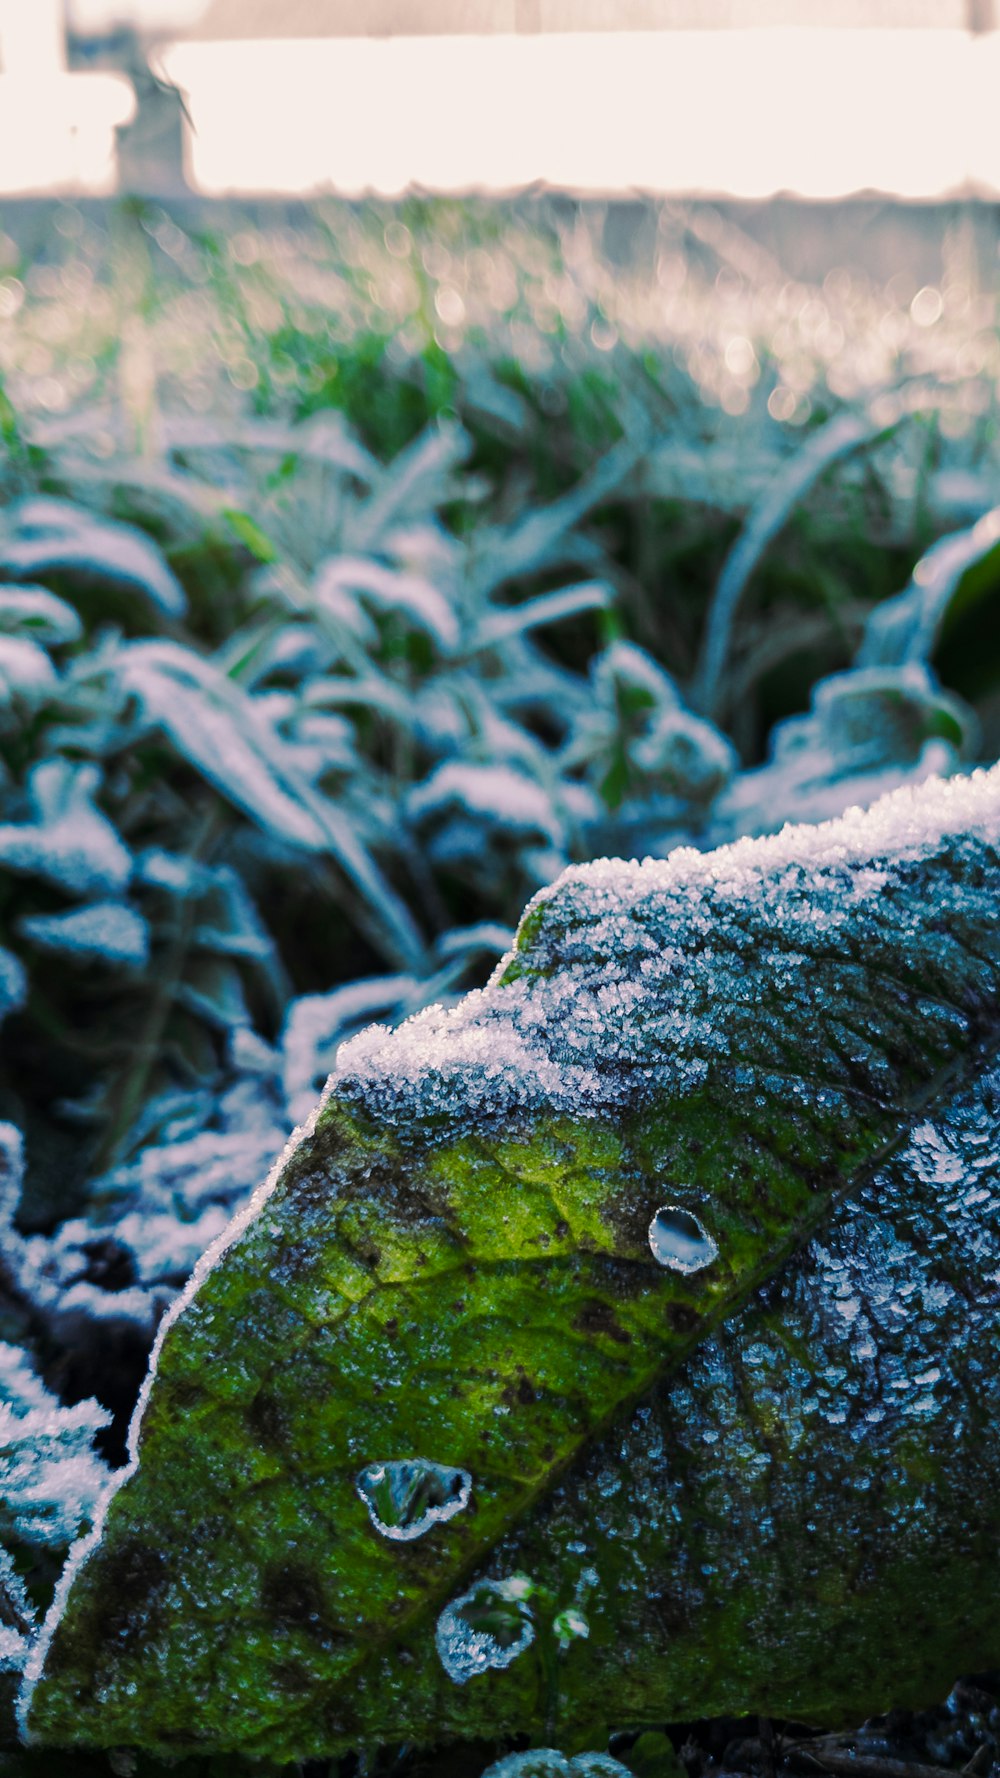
[355,1457,471,1542]
[648,1204,718,1273]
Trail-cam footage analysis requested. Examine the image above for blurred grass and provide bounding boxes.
[2,192,998,752]
[1,189,999,1232]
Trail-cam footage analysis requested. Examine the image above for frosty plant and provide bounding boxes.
[0,1255,110,1690]
[0,394,996,1399]
[4,202,1000,1773]
[13,763,1000,1763]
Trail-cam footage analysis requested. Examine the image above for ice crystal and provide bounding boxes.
[479,1754,631,1778]
[0,1547,35,1675]
[408,762,560,841]
[18,901,149,967]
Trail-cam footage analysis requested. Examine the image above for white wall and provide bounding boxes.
[0,0,66,74]
[158,28,997,200]
[0,0,134,194]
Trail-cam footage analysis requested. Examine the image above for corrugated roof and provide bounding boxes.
[184,0,971,37]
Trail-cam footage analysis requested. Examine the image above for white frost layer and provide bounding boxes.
[335,764,1000,1123]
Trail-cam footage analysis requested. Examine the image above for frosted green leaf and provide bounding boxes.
[115,640,424,970]
[480,1751,631,1777]
[0,762,131,898]
[0,587,82,646]
[858,506,1000,669]
[22,766,1000,1762]
[0,498,186,618]
[0,640,56,707]
[18,902,149,968]
[0,1340,110,1554]
[714,662,973,841]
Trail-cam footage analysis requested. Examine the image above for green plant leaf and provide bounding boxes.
[470,438,641,600]
[0,588,82,646]
[714,661,975,840]
[220,509,279,566]
[472,582,611,651]
[0,761,131,898]
[21,769,1000,1761]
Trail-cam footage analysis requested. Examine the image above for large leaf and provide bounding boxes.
[22,766,1000,1761]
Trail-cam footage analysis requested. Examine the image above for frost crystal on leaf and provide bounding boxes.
[315,554,460,652]
[715,663,970,840]
[436,1577,536,1684]
[0,585,82,646]
[479,1754,572,1778]
[0,1548,35,1675]
[0,497,187,617]
[408,762,561,842]
[282,975,419,1127]
[0,637,57,705]
[18,901,149,967]
[478,1754,632,1778]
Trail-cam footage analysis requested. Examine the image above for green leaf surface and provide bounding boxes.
[23,767,1000,1761]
